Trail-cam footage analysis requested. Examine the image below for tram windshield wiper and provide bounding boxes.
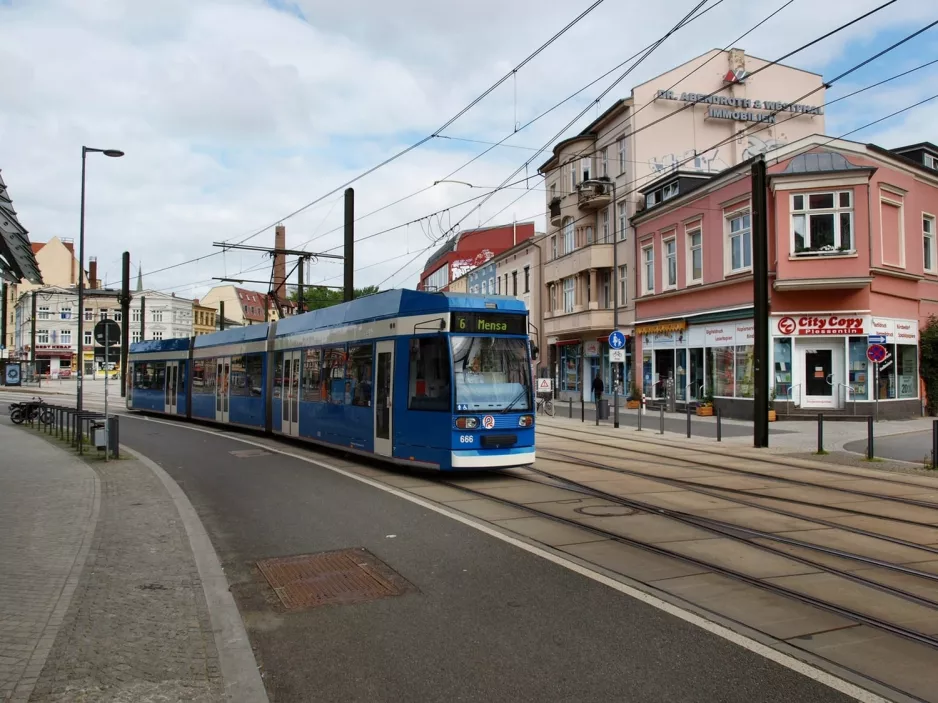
[500,388,529,413]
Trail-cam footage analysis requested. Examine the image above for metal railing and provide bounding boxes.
[782,383,802,415]
[836,383,858,415]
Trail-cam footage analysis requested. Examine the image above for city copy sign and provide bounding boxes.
[775,315,866,336]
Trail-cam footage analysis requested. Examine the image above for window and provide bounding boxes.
[347,345,374,407]
[642,245,654,293]
[320,345,347,404]
[563,277,575,313]
[663,238,677,288]
[452,337,531,412]
[231,355,263,397]
[132,361,166,391]
[60,329,71,345]
[84,330,92,346]
[618,202,627,241]
[132,308,141,322]
[581,157,590,183]
[925,153,938,170]
[601,148,608,177]
[99,309,108,320]
[37,329,49,344]
[688,228,703,283]
[619,265,627,305]
[601,270,611,308]
[550,236,557,260]
[585,225,593,244]
[897,345,918,399]
[728,212,752,272]
[152,331,163,340]
[511,271,518,297]
[60,307,72,320]
[408,337,451,411]
[645,192,656,208]
[84,308,93,321]
[131,331,141,343]
[792,191,853,255]
[549,183,557,200]
[524,266,530,294]
[925,215,936,272]
[424,264,449,291]
[114,310,122,322]
[152,310,163,323]
[481,280,488,295]
[562,217,574,254]
[38,306,50,320]
[496,277,501,295]
[569,161,576,192]
[662,183,678,201]
[302,348,322,401]
[617,137,626,173]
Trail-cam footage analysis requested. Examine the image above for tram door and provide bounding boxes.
[281,350,301,437]
[215,357,231,422]
[164,362,179,414]
[374,341,394,457]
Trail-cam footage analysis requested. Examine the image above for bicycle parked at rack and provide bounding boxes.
[8,397,54,426]
[535,393,554,417]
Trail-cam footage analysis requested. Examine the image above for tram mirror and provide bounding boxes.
[531,344,539,361]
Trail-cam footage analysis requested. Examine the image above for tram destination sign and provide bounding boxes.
[451,312,526,335]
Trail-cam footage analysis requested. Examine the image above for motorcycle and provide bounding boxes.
[9,397,54,425]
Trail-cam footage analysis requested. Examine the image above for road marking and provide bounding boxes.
[127,415,891,702]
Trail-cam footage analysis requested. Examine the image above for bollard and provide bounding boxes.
[637,404,643,432]
[659,405,664,435]
[933,419,938,469]
[716,409,722,442]
[110,416,120,460]
[582,399,586,424]
[867,415,874,460]
[686,404,691,439]
[569,398,573,419]
[817,413,824,454]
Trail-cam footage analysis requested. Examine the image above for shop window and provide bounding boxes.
[727,212,752,273]
[560,344,580,393]
[408,337,450,411]
[847,337,869,401]
[347,344,374,407]
[642,350,652,397]
[791,191,853,256]
[709,346,735,397]
[773,338,792,400]
[897,345,918,399]
[735,345,753,398]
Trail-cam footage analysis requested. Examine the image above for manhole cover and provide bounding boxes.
[574,505,638,517]
[230,449,270,458]
[256,548,414,611]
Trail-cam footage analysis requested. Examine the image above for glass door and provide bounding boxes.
[374,340,394,457]
[803,348,835,408]
[281,350,301,437]
[215,357,230,422]
[164,361,178,414]
[688,348,704,400]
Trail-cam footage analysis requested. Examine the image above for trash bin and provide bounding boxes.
[597,398,609,420]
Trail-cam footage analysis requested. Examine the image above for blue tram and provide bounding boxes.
[127,290,536,470]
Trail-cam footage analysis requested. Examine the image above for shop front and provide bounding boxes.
[34,345,74,377]
[551,337,632,402]
[771,314,920,417]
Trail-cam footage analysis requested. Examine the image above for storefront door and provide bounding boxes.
[801,342,842,409]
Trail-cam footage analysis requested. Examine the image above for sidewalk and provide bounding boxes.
[0,419,264,702]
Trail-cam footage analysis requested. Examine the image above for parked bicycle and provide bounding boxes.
[535,393,554,417]
[9,397,54,426]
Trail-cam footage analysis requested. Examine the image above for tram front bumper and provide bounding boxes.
[450,448,535,469]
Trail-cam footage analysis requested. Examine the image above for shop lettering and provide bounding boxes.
[795,316,864,335]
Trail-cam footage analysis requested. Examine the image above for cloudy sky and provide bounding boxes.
[1,0,936,298]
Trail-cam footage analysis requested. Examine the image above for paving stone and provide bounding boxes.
[492,516,609,547]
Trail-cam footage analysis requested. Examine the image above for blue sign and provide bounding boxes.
[867,334,887,345]
[608,330,626,350]
[4,364,21,386]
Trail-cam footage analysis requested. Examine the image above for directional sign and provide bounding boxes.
[94,319,122,347]
[609,348,626,363]
[867,334,887,345]
[608,330,626,350]
[866,343,887,363]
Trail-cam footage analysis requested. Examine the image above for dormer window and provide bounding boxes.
[645,192,656,208]
[662,182,679,201]
[925,153,938,170]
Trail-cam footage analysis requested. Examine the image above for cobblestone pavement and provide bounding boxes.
[0,420,97,703]
[1,422,224,703]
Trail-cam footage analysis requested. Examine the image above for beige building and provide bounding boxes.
[192,299,217,336]
[492,235,547,371]
[538,47,825,399]
[447,275,468,294]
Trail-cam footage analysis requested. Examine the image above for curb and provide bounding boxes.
[123,445,269,703]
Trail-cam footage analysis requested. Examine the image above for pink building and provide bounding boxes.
[631,135,938,419]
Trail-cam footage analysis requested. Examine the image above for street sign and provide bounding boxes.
[866,343,887,363]
[609,348,626,363]
[4,363,21,386]
[867,334,887,345]
[94,319,122,347]
[608,330,626,350]
[535,378,553,393]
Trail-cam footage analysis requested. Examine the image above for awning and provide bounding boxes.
[0,171,42,284]
[553,339,581,346]
[635,320,686,335]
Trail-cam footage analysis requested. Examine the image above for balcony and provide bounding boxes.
[577,180,612,211]
[543,243,614,284]
[549,197,562,227]
[545,308,614,337]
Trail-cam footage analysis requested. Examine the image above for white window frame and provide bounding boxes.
[925,214,937,273]
[60,329,72,345]
[132,330,141,343]
[663,236,677,289]
[83,307,93,321]
[726,210,752,274]
[617,137,626,174]
[569,162,576,193]
[585,225,593,245]
[601,209,610,243]
[37,329,49,345]
[549,183,557,200]
[581,157,590,183]
[645,192,656,208]
[601,148,608,177]
[791,191,854,256]
[662,183,678,201]
[550,235,557,260]
[618,202,627,241]
[618,265,627,306]
[925,153,938,170]
[83,330,92,346]
[37,306,50,320]
[642,245,655,294]
[152,309,163,323]
[152,331,163,340]
[562,277,575,313]
[132,308,141,322]
[687,227,703,284]
[562,217,574,255]
[60,306,72,320]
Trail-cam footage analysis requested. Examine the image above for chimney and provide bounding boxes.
[88,257,98,290]
[273,225,286,302]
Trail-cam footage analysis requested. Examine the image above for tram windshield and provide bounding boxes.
[451,336,531,412]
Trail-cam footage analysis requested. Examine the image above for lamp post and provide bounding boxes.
[77,146,123,413]
[583,178,619,428]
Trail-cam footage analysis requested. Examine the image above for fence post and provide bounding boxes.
[817,413,824,454]
[686,403,691,439]
[933,419,938,469]
[637,403,643,431]
[716,409,722,442]
[867,415,874,460]
[659,405,664,435]
[582,398,586,424]
[569,398,573,419]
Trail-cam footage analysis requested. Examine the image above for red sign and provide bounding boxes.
[776,315,865,336]
[867,344,887,363]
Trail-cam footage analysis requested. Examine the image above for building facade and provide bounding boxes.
[468,261,496,295]
[126,291,194,345]
[493,235,547,372]
[13,286,78,375]
[192,299,217,336]
[417,222,535,291]
[538,47,826,400]
[632,136,938,419]
[200,285,271,325]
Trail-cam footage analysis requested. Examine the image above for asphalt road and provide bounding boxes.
[118,415,849,703]
[844,429,936,465]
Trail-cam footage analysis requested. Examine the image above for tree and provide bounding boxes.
[920,315,938,415]
[290,285,380,312]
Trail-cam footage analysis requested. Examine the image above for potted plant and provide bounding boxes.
[768,388,777,422]
[626,383,642,410]
[696,389,714,417]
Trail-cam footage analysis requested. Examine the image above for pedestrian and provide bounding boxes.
[592,373,604,404]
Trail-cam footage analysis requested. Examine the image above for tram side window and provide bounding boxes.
[192,360,207,394]
[232,355,263,396]
[203,359,217,394]
[273,353,283,399]
[408,338,451,411]
[230,355,247,396]
[302,348,322,402]
[347,344,373,407]
[321,345,347,404]
[133,361,166,391]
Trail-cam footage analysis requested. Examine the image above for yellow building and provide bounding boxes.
[192,300,217,336]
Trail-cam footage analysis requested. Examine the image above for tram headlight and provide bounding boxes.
[518,415,534,427]
[456,416,479,429]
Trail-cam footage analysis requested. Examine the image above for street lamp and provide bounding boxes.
[77,146,123,412]
[582,178,620,428]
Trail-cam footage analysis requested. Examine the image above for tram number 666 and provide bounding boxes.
[458,435,474,444]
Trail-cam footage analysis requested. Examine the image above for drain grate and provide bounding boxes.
[230,449,271,458]
[256,548,414,611]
